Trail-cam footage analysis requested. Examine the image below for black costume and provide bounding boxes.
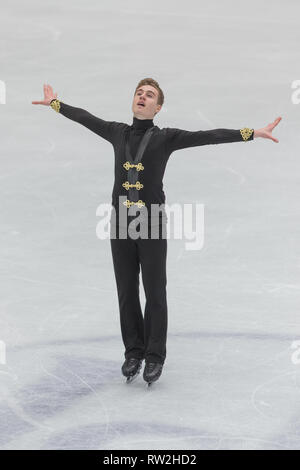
[50,98,254,365]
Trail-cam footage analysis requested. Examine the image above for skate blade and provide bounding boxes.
[125,365,142,384]
[145,375,162,387]
[126,374,139,384]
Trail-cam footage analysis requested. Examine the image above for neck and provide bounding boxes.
[132,115,154,131]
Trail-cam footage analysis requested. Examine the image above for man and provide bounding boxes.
[32,79,281,387]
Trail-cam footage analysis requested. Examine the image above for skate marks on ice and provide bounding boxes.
[250,370,300,450]
[0,355,117,449]
[41,421,217,450]
[7,328,296,357]
[0,336,299,450]
[0,404,35,448]
[0,352,206,450]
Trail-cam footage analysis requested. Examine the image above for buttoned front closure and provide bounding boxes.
[122,126,155,210]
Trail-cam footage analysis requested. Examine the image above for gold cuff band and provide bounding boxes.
[50,99,61,113]
[240,127,254,141]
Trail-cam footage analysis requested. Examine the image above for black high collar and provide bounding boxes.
[131,116,154,131]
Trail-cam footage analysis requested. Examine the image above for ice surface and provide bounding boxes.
[0,0,300,450]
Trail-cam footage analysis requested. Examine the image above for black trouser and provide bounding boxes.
[110,223,168,365]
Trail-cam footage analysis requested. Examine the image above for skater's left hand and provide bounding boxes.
[254,116,282,143]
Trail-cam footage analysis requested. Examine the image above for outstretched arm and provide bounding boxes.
[165,117,282,154]
[32,84,121,144]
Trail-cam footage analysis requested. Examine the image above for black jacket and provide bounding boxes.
[50,100,254,226]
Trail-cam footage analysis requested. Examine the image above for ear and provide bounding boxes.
[156,104,162,114]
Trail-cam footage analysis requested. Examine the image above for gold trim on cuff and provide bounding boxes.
[240,127,254,141]
[50,99,61,113]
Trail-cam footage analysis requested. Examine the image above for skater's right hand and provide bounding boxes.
[32,84,58,106]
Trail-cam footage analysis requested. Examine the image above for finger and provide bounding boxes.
[271,136,279,143]
[273,116,282,127]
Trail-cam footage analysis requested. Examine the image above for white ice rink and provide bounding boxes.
[1,0,300,450]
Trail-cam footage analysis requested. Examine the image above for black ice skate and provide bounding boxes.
[121,358,143,383]
[143,362,163,387]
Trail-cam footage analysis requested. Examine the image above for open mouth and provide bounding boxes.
[138,103,145,107]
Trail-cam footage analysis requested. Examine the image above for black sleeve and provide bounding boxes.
[50,99,123,145]
[165,126,254,154]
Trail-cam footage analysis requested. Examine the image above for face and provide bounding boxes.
[132,85,162,119]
